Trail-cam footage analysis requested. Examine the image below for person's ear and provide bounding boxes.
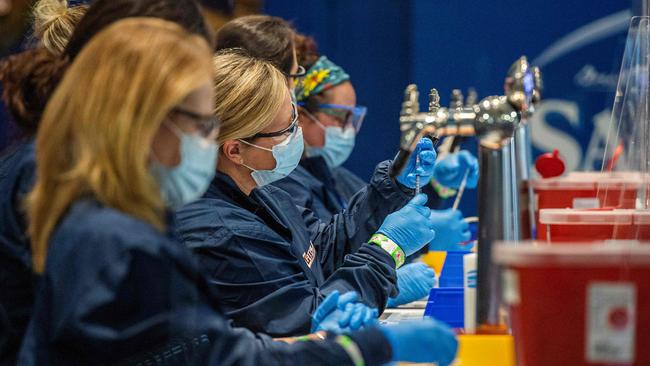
[221,140,245,166]
[297,108,314,127]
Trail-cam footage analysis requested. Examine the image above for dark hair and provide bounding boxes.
[293,33,323,113]
[0,0,213,137]
[0,48,66,135]
[215,15,295,75]
[64,0,213,59]
[294,33,320,70]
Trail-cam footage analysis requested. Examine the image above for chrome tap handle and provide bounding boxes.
[429,88,441,113]
[450,89,464,109]
[466,88,478,107]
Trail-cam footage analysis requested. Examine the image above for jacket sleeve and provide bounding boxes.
[44,245,391,366]
[304,160,413,278]
[192,229,397,336]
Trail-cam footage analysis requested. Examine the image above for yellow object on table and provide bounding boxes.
[421,251,447,276]
[397,334,515,366]
[452,334,515,366]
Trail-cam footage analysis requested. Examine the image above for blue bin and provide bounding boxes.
[438,250,470,287]
[423,287,464,328]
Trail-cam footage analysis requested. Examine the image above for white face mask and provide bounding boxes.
[239,127,305,186]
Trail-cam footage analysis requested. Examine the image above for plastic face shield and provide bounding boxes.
[318,104,368,132]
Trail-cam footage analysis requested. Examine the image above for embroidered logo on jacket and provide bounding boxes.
[303,242,317,268]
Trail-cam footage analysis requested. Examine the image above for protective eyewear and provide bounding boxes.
[288,65,306,78]
[300,103,367,132]
[171,107,220,138]
[247,101,299,143]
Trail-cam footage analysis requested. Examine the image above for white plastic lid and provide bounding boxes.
[634,210,650,224]
[493,241,650,267]
[539,209,634,225]
[531,172,644,190]
[567,171,645,179]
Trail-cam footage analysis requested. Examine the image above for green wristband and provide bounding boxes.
[431,178,457,199]
[369,233,406,268]
[335,335,365,366]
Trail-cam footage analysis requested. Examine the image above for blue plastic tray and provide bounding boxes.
[438,250,471,287]
[423,287,464,328]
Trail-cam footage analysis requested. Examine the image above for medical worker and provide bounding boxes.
[20,18,457,366]
[288,34,479,251]
[0,1,86,362]
[211,16,441,309]
[0,1,214,362]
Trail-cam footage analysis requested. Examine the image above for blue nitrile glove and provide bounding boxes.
[379,318,458,365]
[434,150,479,189]
[312,291,378,333]
[377,193,436,256]
[387,263,436,307]
[345,302,379,330]
[396,138,437,189]
[428,209,473,251]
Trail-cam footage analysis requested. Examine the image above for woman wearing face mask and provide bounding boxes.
[0,1,212,362]
[21,18,457,366]
[290,35,479,228]
[272,35,480,306]
[174,50,445,337]
[291,36,479,257]
[211,15,447,309]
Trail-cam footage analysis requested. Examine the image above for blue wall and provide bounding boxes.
[266,0,412,179]
[266,0,631,215]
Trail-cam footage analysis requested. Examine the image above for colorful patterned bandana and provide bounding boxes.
[295,56,350,101]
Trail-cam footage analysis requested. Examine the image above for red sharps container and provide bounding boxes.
[494,242,650,366]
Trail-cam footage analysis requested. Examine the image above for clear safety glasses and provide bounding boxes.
[316,104,367,132]
[246,101,300,143]
[170,107,220,139]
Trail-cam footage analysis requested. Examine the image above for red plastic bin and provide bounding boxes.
[494,242,650,366]
[538,209,635,242]
[531,172,642,232]
[633,210,650,240]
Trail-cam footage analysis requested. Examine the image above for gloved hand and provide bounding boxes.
[434,150,479,189]
[387,263,436,307]
[428,209,473,251]
[396,138,437,189]
[379,318,458,365]
[377,193,436,256]
[311,290,378,333]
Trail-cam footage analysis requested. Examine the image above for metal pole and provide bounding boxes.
[477,144,511,326]
[513,123,535,239]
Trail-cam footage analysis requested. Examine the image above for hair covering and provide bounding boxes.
[295,55,349,101]
[69,0,92,5]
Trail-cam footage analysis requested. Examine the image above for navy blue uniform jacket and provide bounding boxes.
[0,141,36,365]
[175,161,411,336]
[18,199,392,365]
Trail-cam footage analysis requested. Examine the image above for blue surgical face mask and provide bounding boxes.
[290,88,297,104]
[239,127,304,186]
[304,113,356,168]
[151,122,217,208]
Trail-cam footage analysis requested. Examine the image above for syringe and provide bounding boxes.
[452,169,470,211]
[415,154,421,194]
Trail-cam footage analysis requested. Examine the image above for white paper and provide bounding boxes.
[585,282,636,363]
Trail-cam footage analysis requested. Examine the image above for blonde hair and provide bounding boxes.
[33,0,88,54]
[27,17,213,273]
[212,51,289,145]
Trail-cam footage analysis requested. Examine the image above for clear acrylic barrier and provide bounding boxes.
[600,16,650,210]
